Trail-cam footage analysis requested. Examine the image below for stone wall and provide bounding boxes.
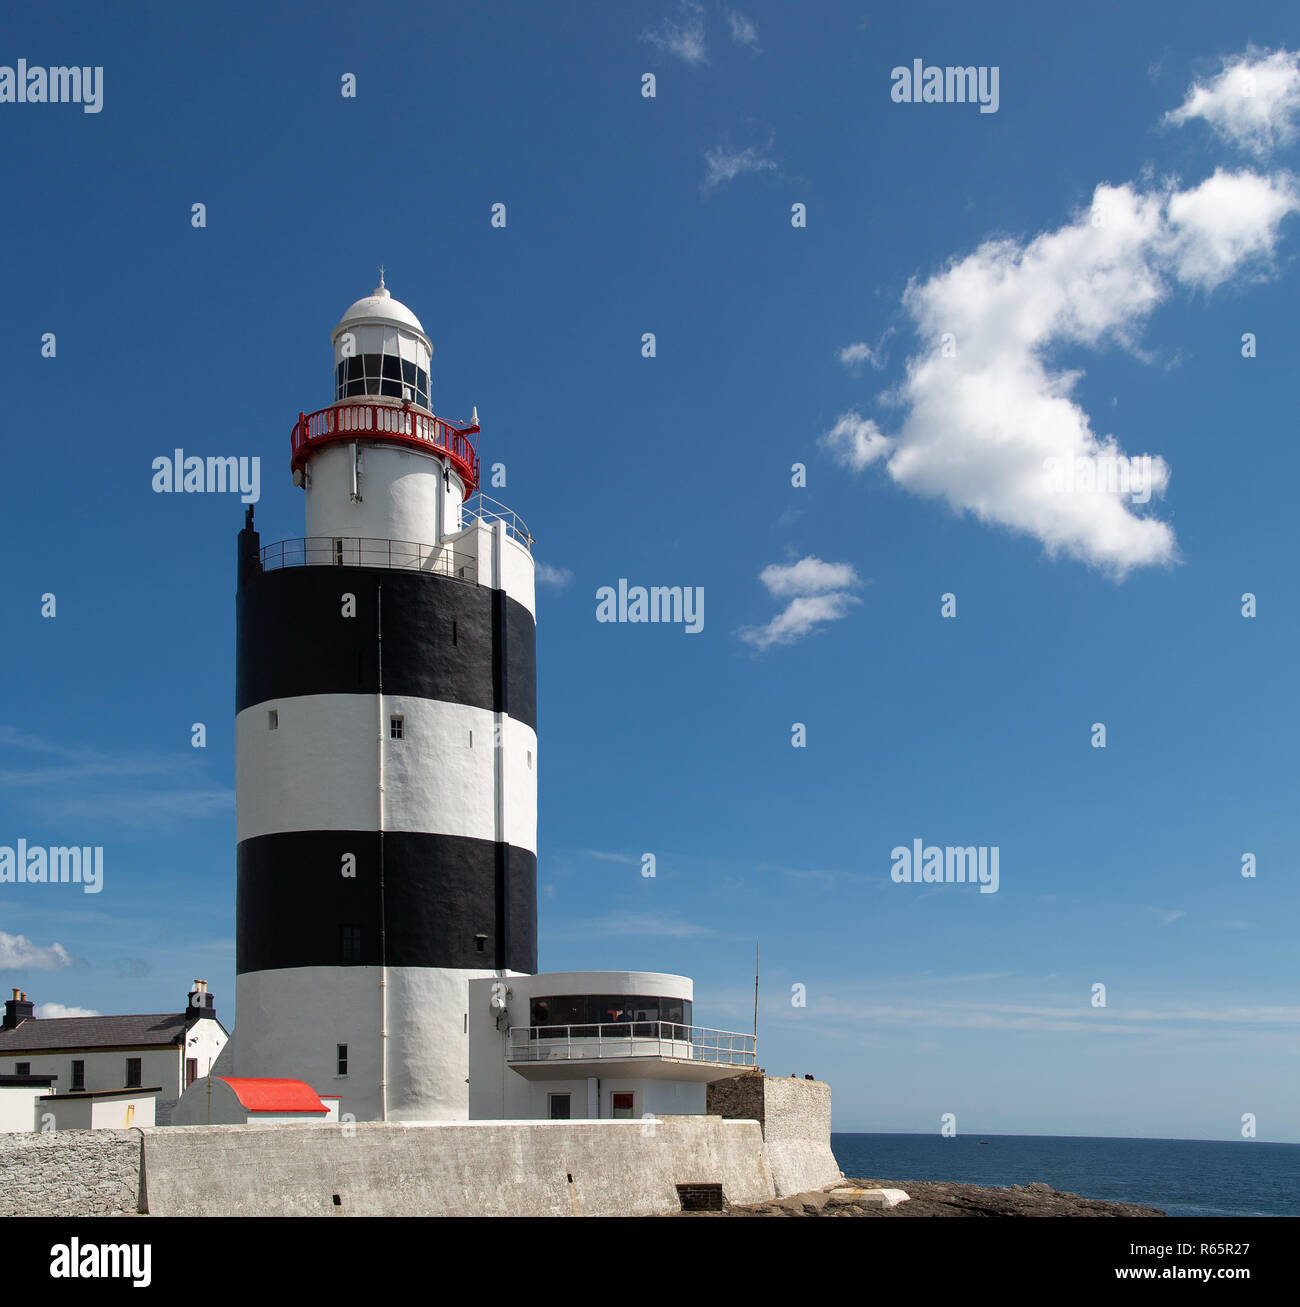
[705,1068,766,1125]
[0,1129,142,1217]
[707,1073,841,1197]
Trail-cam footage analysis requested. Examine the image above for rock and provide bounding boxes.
[678,1178,1166,1218]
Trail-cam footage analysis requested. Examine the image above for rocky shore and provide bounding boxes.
[684,1179,1166,1217]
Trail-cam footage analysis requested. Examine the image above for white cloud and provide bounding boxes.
[726,10,759,48]
[739,555,863,650]
[641,1,707,65]
[821,411,892,469]
[1165,47,1300,158]
[0,932,73,971]
[825,169,1300,577]
[838,330,894,372]
[1165,168,1299,289]
[535,561,573,588]
[35,1002,99,1018]
[703,144,776,191]
[758,556,861,598]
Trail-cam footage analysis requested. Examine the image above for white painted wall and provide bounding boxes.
[0,1084,48,1132]
[305,440,466,549]
[236,694,536,850]
[32,1091,157,1131]
[220,965,526,1123]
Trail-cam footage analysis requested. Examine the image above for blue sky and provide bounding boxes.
[2,1,1299,1141]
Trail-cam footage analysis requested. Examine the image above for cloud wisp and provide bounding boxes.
[640,1,708,66]
[738,555,863,651]
[702,142,777,192]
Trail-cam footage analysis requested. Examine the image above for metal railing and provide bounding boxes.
[461,492,533,552]
[259,536,478,584]
[507,1022,757,1067]
[290,401,480,490]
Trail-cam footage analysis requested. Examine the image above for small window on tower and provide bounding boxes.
[527,751,533,769]
[389,715,404,740]
[337,1044,348,1077]
[340,925,362,965]
[125,1058,142,1089]
[333,538,344,566]
[268,709,278,730]
[71,1060,85,1091]
[475,934,487,953]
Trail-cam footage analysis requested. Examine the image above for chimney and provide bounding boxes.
[3,989,35,1031]
[185,979,216,1023]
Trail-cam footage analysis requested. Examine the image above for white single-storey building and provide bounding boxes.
[173,1075,338,1125]
[468,971,755,1121]
[35,1086,159,1130]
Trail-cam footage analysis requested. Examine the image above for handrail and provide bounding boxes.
[290,401,480,491]
[461,492,533,551]
[258,536,478,584]
[506,1022,757,1067]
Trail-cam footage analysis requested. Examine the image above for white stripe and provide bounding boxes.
[236,694,536,850]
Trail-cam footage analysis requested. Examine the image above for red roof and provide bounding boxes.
[218,1077,327,1113]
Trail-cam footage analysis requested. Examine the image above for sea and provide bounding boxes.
[831,1133,1300,1218]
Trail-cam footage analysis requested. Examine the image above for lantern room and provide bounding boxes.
[330,274,433,411]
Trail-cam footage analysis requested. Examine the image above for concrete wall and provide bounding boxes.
[0,1129,141,1217]
[139,1118,771,1217]
[707,1073,841,1197]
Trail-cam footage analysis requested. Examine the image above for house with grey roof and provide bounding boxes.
[0,981,227,1128]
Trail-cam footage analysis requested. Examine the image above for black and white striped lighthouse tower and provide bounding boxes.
[221,277,538,1122]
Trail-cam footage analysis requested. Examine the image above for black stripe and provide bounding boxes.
[236,831,537,974]
[236,564,537,730]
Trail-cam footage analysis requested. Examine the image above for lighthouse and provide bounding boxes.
[220,277,538,1122]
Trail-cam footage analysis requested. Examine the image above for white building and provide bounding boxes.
[469,971,755,1121]
[172,1076,339,1125]
[0,982,227,1128]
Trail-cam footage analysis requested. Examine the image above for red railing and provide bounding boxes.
[290,402,480,491]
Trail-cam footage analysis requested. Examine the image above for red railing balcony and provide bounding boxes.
[290,401,480,491]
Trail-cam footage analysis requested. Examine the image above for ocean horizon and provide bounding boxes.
[831,1133,1300,1218]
